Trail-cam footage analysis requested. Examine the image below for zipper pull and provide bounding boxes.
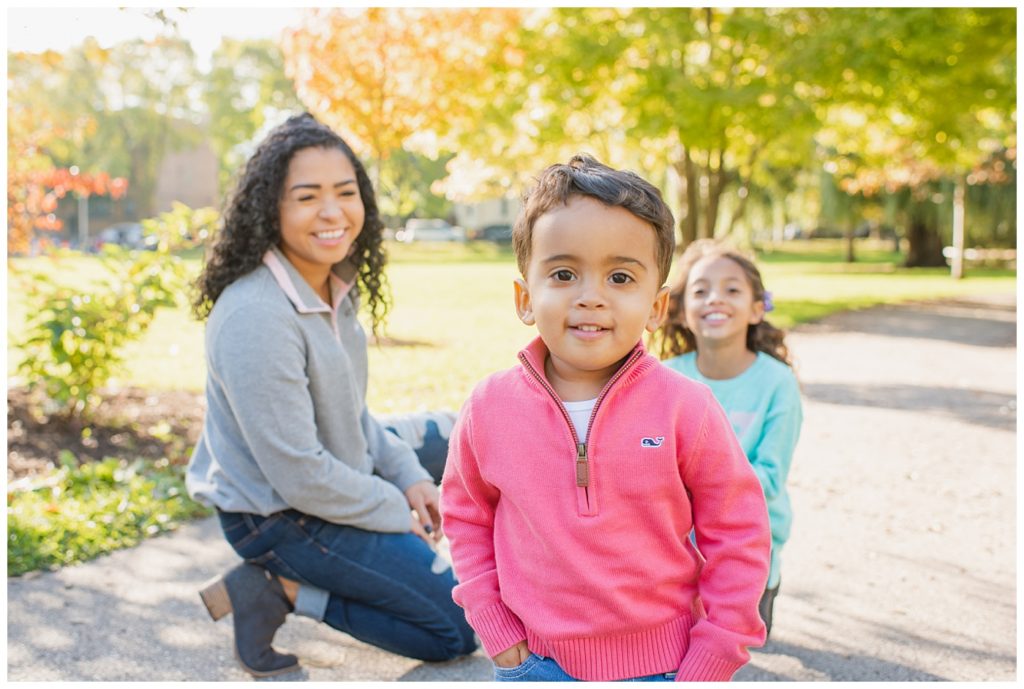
[576,443,589,487]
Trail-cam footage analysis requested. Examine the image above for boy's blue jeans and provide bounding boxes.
[494,653,677,682]
[217,411,476,662]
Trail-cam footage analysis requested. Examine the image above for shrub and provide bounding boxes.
[7,453,212,576]
[13,203,217,418]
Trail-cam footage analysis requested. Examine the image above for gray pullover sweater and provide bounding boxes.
[186,247,431,532]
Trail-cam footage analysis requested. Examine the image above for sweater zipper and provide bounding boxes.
[518,347,645,513]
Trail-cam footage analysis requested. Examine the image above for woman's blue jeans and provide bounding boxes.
[217,411,475,662]
[218,509,476,662]
[494,653,677,682]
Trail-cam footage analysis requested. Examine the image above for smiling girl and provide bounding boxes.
[655,239,803,638]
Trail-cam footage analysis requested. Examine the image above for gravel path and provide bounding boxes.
[7,295,1016,682]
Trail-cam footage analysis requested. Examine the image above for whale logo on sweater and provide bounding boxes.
[640,436,665,448]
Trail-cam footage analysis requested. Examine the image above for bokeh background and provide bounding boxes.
[6,5,1016,585]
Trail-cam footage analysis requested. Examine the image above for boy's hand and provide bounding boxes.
[405,480,442,544]
[492,641,530,668]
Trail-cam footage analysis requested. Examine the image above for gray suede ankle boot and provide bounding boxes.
[200,563,300,677]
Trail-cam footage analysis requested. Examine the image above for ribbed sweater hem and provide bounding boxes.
[524,614,693,681]
[468,601,527,657]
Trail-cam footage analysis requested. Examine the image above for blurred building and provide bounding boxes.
[453,196,521,234]
[153,143,219,214]
[48,140,219,251]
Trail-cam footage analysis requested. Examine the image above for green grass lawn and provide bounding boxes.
[755,242,1016,329]
[8,239,1015,412]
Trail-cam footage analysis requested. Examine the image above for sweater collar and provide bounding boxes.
[518,336,650,390]
[262,246,355,314]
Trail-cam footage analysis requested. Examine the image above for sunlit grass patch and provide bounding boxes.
[7,454,212,576]
[8,240,1015,408]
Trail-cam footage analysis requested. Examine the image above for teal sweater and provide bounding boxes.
[663,351,802,587]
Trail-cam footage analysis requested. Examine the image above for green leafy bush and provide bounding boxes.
[7,453,212,576]
[13,203,217,417]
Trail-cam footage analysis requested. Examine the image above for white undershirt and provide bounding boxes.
[563,398,598,443]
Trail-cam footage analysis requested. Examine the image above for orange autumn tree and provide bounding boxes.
[8,52,128,255]
[7,76,71,255]
[8,164,128,255]
[281,7,522,184]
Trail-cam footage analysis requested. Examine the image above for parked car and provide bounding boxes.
[854,222,898,240]
[93,222,155,251]
[395,218,465,243]
[474,223,513,244]
[783,223,804,240]
[807,226,844,239]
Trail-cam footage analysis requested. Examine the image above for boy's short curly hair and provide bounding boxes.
[512,154,676,284]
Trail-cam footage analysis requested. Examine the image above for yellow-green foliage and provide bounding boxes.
[7,454,212,576]
[12,204,216,417]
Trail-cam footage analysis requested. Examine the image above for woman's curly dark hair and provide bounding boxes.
[652,239,791,366]
[193,112,390,335]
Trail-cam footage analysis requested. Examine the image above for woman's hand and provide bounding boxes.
[492,641,530,668]
[405,480,442,545]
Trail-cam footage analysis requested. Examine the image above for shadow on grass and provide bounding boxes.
[368,335,437,348]
[757,239,902,265]
[772,299,880,329]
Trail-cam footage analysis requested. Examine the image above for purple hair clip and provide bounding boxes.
[763,291,774,313]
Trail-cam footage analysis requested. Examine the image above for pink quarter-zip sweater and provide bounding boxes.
[441,337,770,681]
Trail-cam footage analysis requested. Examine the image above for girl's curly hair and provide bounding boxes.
[193,112,390,335]
[653,239,791,366]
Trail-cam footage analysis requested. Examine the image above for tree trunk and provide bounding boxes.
[904,205,947,267]
[951,174,966,279]
[883,193,901,254]
[726,186,750,238]
[772,199,786,244]
[672,143,734,249]
[704,149,723,239]
[368,153,382,195]
[672,148,699,251]
[129,144,156,219]
[77,194,90,250]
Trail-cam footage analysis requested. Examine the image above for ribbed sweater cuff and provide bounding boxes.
[674,641,743,682]
[391,466,434,493]
[468,602,527,658]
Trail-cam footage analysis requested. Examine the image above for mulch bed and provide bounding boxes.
[7,387,205,484]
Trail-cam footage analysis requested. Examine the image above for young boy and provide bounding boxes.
[441,155,770,682]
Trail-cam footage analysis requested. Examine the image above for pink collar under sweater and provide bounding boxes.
[441,337,770,681]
